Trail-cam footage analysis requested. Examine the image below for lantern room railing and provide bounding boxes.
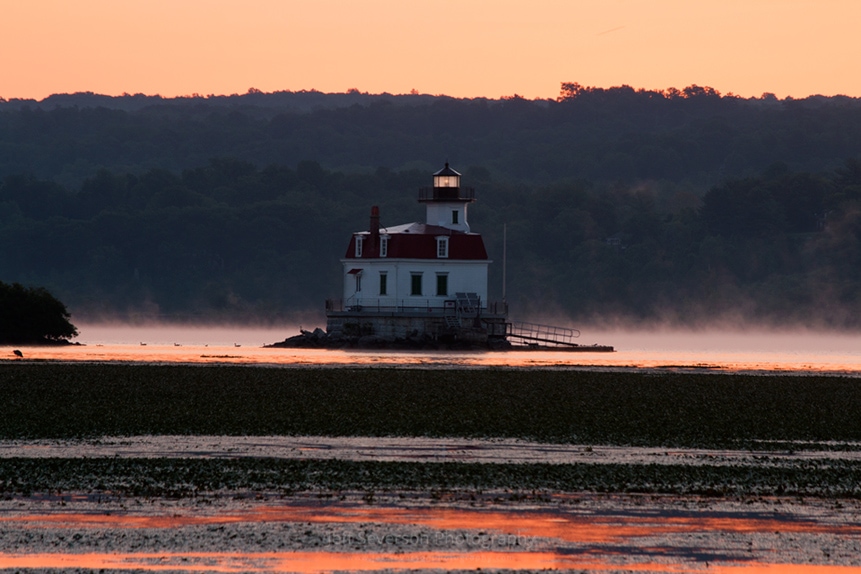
[418,186,475,202]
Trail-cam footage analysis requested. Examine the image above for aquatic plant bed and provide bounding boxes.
[2,457,861,499]
[2,363,861,447]
[3,365,861,571]
[4,435,861,464]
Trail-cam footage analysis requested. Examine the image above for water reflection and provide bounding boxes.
[2,500,860,572]
[4,551,859,573]
[3,324,861,374]
[9,503,861,540]
[4,325,861,572]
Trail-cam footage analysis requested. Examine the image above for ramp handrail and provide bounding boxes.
[507,321,580,346]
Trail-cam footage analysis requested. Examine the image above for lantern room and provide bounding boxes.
[420,163,475,204]
[433,163,461,188]
[419,163,475,232]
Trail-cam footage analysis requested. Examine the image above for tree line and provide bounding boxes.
[2,86,861,190]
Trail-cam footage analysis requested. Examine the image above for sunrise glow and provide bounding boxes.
[2,0,861,101]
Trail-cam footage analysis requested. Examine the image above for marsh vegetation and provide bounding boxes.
[2,364,860,447]
[4,363,860,499]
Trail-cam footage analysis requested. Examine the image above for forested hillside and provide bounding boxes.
[3,86,861,188]
[2,86,861,327]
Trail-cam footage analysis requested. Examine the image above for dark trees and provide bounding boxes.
[3,89,861,327]
[4,158,861,327]
[0,282,78,344]
[3,89,861,188]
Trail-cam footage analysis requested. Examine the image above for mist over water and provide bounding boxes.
[2,322,855,374]
[584,326,861,373]
[76,323,301,347]
[587,327,860,355]
[73,322,861,350]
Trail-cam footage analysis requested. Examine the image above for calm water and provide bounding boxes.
[1,497,860,573]
[3,323,861,374]
[3,323,861,572]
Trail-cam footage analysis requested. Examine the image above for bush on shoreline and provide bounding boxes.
[0,281,78,345]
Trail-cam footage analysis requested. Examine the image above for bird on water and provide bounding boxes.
[12,350,23,358]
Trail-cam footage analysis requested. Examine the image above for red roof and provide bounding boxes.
[344,222,488,260]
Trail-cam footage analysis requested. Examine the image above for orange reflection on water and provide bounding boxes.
[7,503,861,544]
[4,502,861,572]
[1,551,859,573]
[6,342,861,375]
[5,325,861,373]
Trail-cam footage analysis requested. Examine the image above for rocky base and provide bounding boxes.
[265,328,511,351]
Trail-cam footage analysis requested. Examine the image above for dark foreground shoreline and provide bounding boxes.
[3,363,861,571]
[2,362,860,446]
[2,362,861,501]
[3,456,861,499]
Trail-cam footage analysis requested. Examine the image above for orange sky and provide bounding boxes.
[2,0,860,101]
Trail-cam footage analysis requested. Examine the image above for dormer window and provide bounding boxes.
[380,236,389,258]
[354,235,364,257]
[452,210,459,225]
[436,236,449,258]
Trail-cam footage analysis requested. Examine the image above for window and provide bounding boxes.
[436,237,449,258]
[410,273,422,296]
[354,236,364,257]
[436,273,448,296]
[379,272,387,295]
[380,237,388,258]
[451,210,459,225]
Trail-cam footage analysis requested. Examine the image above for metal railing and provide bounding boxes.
[507,321,580,346]
[418,186,475,202]
[327,298,447,314]
[326,298,508,316]
[487,300,508,316]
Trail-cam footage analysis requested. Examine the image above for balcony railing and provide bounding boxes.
[418,186,475,202]
[326,298,508,317]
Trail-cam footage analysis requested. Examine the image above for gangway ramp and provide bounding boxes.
[455,292,480,315]
[507,321,580,347]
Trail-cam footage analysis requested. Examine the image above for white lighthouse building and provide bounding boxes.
[326,163,508,345]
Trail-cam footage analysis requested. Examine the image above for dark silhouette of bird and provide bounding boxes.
[12,349,23,358]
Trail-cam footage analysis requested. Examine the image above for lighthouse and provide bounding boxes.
[270,163,611,351]
[325,163,508,345]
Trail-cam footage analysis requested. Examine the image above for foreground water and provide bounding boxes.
[1,493,860,573]
[4,323,861,374]
[3,324,861,572]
